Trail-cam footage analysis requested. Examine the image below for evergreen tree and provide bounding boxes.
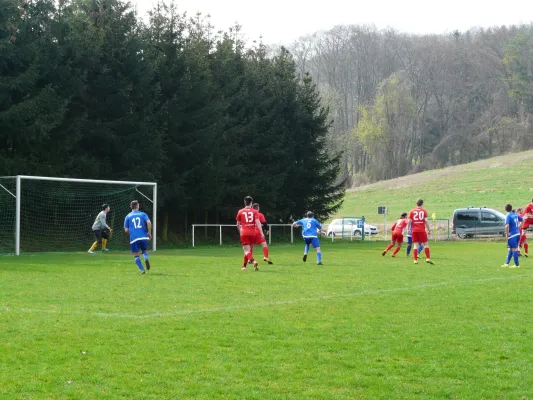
[0,0,346,238]
[0,0,67,174]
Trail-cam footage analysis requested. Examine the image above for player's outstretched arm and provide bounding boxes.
[425,220,431,235]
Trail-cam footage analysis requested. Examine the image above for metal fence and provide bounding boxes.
[191,224,294,247]
[191,218,451,247]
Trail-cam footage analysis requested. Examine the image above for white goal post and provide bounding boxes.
[1,175,157,255]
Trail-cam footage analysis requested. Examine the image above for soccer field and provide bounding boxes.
[2,242,533,399]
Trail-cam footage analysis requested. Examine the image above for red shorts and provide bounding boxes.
[392,232,404,243]
[412,231,428,243]
[254,233,266,245]
[522,218,533,230]
[240,234,255,246]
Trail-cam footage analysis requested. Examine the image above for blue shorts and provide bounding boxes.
[130,240,149,253]
[304,237,320,248]
[508,235,520,249]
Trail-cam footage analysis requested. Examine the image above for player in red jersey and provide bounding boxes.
[408,199,434,264]
[382,213,409,257]
[250,203,273,264]
[522,199,533,231]
[236,196,264,271]
[517,208,529,257]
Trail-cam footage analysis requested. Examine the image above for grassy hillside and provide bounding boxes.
[334,150,533,223]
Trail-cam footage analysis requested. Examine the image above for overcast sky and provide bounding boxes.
[135,0,533,45]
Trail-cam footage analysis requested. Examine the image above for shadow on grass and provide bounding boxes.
[146,272,189,277]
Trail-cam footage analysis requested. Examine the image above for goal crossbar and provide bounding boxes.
[16,175,156,186]
[10,175,157,255]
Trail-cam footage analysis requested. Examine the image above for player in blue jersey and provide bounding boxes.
[124,200,152,274]
[293,211,323,265]
[502,203,523,268]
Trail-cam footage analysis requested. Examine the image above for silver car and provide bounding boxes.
[326,218,379,237]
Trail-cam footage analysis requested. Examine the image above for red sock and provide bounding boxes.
[243,255,248,266]
[413,249,418,260]
[425,247,431,259]
[385,244,394,252]
[263,246,269,258]
[392,247,400,256]
[525,243,529,254]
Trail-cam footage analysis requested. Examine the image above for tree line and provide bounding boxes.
[286,24,533,184]
[0,0,345,235]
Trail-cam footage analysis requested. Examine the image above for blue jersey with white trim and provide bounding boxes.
[296,218,322,238]
[505,212,522,237]
[124,210,150,243]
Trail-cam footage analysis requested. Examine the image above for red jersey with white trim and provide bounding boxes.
[408,207,428,233]
[392,218,408,234]
[236,207,260,235]
[525,204,533,217]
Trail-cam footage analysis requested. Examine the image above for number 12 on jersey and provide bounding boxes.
[132,217,142,229]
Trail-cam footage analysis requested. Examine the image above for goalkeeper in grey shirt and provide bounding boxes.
[88,204,112,253]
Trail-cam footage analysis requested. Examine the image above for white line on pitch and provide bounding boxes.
[1,274,530,319]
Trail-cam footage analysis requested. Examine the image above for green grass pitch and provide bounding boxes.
[2,241,533,399]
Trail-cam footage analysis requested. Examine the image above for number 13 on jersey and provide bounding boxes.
[243,212,254,223]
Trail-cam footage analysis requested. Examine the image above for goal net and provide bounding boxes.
[0,176,157,254]
[0,177,16,253]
